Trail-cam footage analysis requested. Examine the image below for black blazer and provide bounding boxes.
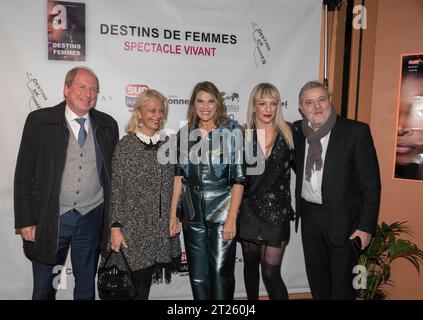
[294,116,381,246]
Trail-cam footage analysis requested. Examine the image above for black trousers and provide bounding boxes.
[300,199,358,300]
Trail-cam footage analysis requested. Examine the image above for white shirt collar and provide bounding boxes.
[64,105,90,140]
[135,131,160,145]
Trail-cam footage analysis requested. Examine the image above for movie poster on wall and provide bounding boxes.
[48,0,85,61]
[394,53,423,181]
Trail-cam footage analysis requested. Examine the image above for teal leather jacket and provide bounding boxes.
[176,119,246,223]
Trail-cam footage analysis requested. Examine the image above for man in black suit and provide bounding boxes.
[294,81,381,299]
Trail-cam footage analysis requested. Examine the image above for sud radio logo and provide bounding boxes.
[125,84,149,110]
[178,251,189,273]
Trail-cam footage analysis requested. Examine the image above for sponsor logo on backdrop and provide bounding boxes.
[26,72,113,111]
[125,84,150,110]
[96,95,114,109]
[221,91,240,113]
[178,252,189,274]
[167,95,190,107]
[166,93,240,112]
[251,22,271,67]
[48,1,85,61]
[100,24,238,58]
[27,72,49,111]
[170,254,244,278]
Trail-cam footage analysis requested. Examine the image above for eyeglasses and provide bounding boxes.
[195,98,217,106]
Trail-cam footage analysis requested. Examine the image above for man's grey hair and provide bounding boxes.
[298,80,329,106]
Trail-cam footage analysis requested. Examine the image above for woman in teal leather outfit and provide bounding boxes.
[169,81,246,300]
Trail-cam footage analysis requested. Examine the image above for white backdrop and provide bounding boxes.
[0,0,321,299]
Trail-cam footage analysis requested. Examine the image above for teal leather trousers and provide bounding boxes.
[183,221,236,300]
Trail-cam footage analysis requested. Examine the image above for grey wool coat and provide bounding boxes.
[108,134,181,272]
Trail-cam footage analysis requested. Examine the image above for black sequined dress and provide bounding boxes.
[237,130,295,245]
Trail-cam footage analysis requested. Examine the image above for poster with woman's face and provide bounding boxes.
[47,0,85,61]
[394,54,423,181]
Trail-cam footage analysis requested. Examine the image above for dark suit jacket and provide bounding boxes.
[14,101,119,264]
[294,116,381,247]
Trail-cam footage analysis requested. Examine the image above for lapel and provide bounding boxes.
[296,127,306,192]
[89,108,104,180]
[294,125,306,232]
[321,116,341,201]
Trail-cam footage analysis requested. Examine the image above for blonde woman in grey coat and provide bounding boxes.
[108,89,181,300]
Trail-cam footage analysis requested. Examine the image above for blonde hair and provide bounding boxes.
[186,81,228,131]
[126,89,169,134]
[246,83,294,149]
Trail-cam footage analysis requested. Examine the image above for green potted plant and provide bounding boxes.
[356,221,423,299]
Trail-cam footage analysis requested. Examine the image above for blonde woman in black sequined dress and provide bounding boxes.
[237,83,296,300]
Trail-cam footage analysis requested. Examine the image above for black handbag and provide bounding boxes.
[97,249,137,300]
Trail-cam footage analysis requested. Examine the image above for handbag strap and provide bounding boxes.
[118,249,133,274]
[102,250,114,266]
[102,249,133,274]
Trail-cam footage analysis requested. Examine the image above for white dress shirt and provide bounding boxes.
[65,105,90,141]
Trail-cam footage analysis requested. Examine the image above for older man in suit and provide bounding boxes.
[14,66,119,300]
[294,80,381,299]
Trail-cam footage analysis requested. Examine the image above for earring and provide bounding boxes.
[137,117,142,128]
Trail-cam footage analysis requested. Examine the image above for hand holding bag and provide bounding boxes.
[97,249,136,300]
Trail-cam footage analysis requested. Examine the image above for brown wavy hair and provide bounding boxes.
[187,81,228,131]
